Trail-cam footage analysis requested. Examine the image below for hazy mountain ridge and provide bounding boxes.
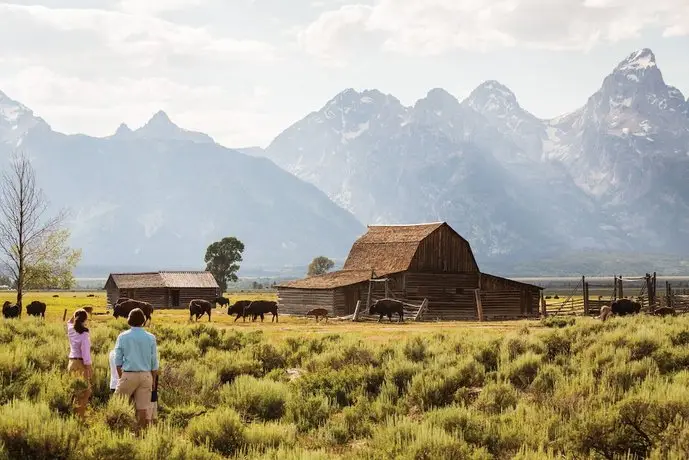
[0,104,364,270]
[264,48,689,264]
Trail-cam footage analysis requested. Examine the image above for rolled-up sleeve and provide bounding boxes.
[150,336,159,371]
[81,333,92,365]
[114,335,124,367]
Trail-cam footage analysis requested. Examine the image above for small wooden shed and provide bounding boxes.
[278,222,541,320]
[105,271,220,309]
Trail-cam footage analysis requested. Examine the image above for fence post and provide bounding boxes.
[667,283,673,309]
[352,300,362,321]
[618,275,624,299]
[613,276,618,301]
[645,274,653,309]
[414,299,428,322]
[62,309,67,322]
[474,289,484,322]
[541,292,548,317]
[583,280,590,315]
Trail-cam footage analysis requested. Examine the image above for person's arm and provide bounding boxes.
[114,335,124,378]
[81,333,93,380]
[151,336,159,388]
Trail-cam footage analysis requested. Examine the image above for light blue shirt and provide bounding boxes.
[114,327,159,372]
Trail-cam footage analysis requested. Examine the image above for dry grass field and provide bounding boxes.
[2,290,689,459]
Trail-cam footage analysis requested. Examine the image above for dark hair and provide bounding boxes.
[73,309,89,334]
[128,308,146,328]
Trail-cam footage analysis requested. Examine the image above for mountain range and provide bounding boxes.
[1,48,688,275]
[0,93,363,271]
[262,48,689,266]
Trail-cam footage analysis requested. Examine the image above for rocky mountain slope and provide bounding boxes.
[264,49,689,264]
[0,91,363,270]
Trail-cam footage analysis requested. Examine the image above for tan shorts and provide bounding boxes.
[115,371,153,411]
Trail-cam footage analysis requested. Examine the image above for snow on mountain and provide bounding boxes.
[265,49,689,262]
[0,90,49,146]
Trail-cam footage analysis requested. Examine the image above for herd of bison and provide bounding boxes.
[0,295,679,323]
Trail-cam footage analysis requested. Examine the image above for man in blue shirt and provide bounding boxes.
[114,308,159,429]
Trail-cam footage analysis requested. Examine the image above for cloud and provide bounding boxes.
[299,0,689,59]
[0,65,277,146]
[118,0,207,15]
[0,3,277,66]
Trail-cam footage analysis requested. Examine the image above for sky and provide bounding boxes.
[0,0,688,148]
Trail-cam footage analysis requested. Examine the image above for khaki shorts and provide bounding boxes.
[115,371,153,411]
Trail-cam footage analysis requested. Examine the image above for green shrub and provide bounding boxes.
[540,316,575,328]
[0,400,80,460]
[474,382,519,414]
[403,336,428,363]
[245,422,296,452]
[503,352,541,390]
[101,395,138,432]
[221,375,289,421]
[252,344,287,374]
[286,394,333,433]
[186,407,246,457]
[407,359,485,410]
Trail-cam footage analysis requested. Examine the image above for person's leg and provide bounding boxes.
[133,373,153,430]
[68,360,91,418]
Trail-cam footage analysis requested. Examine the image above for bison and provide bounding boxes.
[114,299,153,325]
[189,299,213,322]
[653,306,676,317]
[213,297,230,308]
[2,301,20,319]
[228,300,252,322]
[26,300,47,318]
[244,300,278,323]
[611,298,641,316]
[306,308,329,322]
[369,298,404,323]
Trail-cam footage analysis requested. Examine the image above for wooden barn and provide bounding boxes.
[105,271,221,309]
[278,222,541,321]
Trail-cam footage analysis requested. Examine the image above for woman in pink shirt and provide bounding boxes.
[67,308,92,418]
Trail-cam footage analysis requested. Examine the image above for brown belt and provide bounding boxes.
[69,357,83,360]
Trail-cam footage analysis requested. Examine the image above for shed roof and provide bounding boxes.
[107,271,219,289]
[278,270,374,290]
[343,222,444,274]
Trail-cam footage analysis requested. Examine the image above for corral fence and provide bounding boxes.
[543,272,689,317]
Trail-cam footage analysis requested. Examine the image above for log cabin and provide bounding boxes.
[277,222,541,320]
[105,271,221,309]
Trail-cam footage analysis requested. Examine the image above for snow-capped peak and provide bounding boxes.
[615,48,657,73]
[464,80,522,118]
[134,110,214,144]
[0,89,47,144]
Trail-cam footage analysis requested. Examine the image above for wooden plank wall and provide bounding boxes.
[410,226,479,273]
[109,287,219,310]
[405,273,479,320]
[178,288,220,310]
[278,289,336,315]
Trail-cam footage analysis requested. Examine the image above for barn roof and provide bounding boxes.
[278,269,374,289]
[343,222,445,274]
[107,271,219,289]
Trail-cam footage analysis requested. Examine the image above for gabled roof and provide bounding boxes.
[106,271,219,289]
[343,222,444,274]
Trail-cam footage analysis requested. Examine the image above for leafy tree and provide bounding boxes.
[0,152,70,306]
[308,256,335,277]
[205,237,244,292]
[24,229,81,289]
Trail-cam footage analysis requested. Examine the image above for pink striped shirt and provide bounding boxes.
[67,322,92,365]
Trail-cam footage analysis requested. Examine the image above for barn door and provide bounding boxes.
[344,288,358,315]
[171,290,180,308]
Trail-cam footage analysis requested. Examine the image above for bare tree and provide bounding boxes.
[0,152,66,309]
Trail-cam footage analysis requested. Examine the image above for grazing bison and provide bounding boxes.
[611,299,641,317]
[114,300,153,324]
[244,300,278,323]
[189,299,213,322]
[2,301,20,319]
[306,308,329,322]
[653,306,676,317]
[213,297,230,308]
[228,300,252,321]
[26,301,47,318]
[369,299,404,323]
[87,294,95,298]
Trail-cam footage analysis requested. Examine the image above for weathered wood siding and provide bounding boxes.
[480,273,541,318]
[404,272,479,320]
[278,289,336,315]
[105,287,219,309]
[409,225,479,273]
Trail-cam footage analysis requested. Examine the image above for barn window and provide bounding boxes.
[456,288,465,295]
